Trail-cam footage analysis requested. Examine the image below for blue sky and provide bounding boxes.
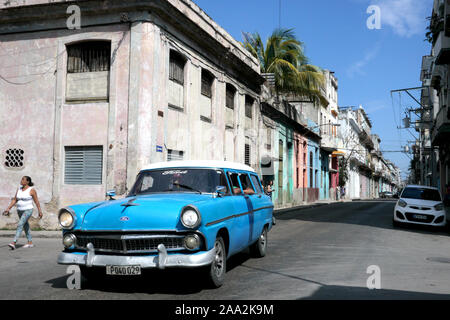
[193,0,433,180]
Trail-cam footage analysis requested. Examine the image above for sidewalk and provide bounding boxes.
[273,199,352,216]
[0,230,61,239]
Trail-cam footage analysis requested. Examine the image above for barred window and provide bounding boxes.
[4,148,24,169]
[201,70,214,98]
[67,41,111,73]
[245,96,253,118]
[169,51,185,85]
[245,144,251,166]
[226,84,236,109]
[65,146,103,185]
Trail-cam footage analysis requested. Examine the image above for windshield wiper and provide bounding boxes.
[170,183,203,194]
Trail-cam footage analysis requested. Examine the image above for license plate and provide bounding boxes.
[106,265,141,276]
[413,214,428,220]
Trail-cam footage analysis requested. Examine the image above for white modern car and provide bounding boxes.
[393,185,447,228]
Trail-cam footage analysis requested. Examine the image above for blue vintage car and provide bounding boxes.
[57,160,274,287]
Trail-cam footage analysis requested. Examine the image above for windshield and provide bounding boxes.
[401,187,441,201]
[129,168,229,196]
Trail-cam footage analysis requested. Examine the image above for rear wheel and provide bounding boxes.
[250,227,268,258]
[205,236,226,288]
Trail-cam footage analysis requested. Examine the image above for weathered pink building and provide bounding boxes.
[0,0,265,229]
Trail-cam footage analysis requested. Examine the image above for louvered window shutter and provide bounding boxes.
[65,146,103,185]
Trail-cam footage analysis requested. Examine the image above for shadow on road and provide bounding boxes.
[45,251,254,295]
[275,201,450,237]
[300,284,450,300]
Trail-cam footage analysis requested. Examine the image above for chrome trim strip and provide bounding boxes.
[205,205,274,227]
[57,247,216,269]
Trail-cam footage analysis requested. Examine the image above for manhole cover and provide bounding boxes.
[427,257,450,264]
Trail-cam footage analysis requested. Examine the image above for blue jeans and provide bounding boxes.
[14,209,33,243]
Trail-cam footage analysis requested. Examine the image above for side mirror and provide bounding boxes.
[106,189,116,200]
[215,186,227,197]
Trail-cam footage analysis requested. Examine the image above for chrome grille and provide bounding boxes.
[75,233,186,254]
[77,236,123,251]
[126,237,184,252]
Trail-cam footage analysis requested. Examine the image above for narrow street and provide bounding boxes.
[1,201,449,300]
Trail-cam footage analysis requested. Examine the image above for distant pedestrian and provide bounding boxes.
[2,176,43,250]
[341,186,346,200]
[336,186,340,201]
[266,180,274,200]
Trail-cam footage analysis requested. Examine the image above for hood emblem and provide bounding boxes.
[120,216,130,221]
[120,198,140,208]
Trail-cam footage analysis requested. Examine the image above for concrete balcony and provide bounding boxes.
[431,105,450,145]
[320,133,338,152]
[434,31,450,65]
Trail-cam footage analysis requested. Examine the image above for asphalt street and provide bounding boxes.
[1,200,450,300]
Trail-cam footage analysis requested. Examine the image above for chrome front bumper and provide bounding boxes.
[57,243,215,269]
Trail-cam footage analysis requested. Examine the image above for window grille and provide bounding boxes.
[245,96,253,118]
[201,70,214,98]
[245,144,251,166]
[226,84,235,109]
[169,51,185,85]
[67,42,111,73]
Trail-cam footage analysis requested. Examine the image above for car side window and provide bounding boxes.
[250,174,263,194]
[239,173,256,195]
[228,172,242,195]
[217,171,230,195]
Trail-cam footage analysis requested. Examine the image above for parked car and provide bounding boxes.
[393,185,446,228]
[57,161,274,288]
[380,191,393,198]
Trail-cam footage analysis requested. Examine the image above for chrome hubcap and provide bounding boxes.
[214,240,224,277]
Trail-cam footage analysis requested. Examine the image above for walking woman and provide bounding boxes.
[2,176,43,250]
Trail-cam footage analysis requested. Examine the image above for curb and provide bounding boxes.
[273,201,342,216]
[0,231,61,239]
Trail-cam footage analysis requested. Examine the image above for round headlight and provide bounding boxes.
[59,210,75,229]
[184,234,200,250]
[63,233,77,249]
[181,208,200,228]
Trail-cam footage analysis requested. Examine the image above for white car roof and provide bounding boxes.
[140,160,256,173]
[403,185,439,191]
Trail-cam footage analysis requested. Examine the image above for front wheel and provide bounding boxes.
[250,227,268,258]
[205,236,226,288]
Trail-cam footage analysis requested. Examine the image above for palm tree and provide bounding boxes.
[242,28,326,104]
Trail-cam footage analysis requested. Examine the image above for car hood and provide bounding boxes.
[400,198,442,207]
[80,193,211,231]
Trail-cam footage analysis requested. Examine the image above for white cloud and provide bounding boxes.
[347,41,382,77]
[370,0,432,37]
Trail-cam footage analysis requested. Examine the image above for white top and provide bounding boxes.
[141,160,256,173]
[16,186,34,211]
